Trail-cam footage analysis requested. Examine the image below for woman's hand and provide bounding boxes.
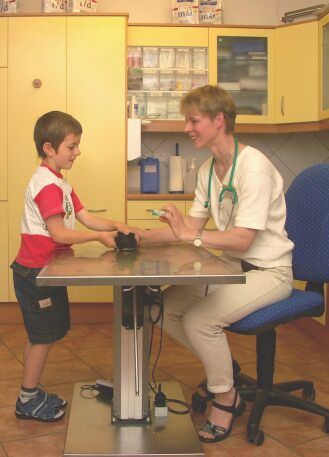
[160,204,189,241]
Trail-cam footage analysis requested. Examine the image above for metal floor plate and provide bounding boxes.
[64,381,205,457]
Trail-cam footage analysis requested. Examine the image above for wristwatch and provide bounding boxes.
[193,229,203,248]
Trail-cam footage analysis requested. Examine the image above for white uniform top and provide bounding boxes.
[189,145,294,268]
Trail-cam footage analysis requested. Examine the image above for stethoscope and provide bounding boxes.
[204,136,239,210]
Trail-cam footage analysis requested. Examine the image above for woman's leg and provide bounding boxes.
[163,266,292,440]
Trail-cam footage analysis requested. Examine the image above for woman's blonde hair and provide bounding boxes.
[180,85,236,134]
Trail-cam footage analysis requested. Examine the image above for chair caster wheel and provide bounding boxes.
[302,388,315,401]
[323,418,329,433]
[191,392,207,414]
[248,430,264,446]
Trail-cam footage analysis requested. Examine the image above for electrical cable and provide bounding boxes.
[147,287,190,415]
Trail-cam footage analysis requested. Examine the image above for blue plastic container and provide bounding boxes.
[140,157,160,194]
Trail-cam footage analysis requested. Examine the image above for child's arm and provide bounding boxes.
[76,208,126,232]
[46,214,117,248]
[76,208,144,240]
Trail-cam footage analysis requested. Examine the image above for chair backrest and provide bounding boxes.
[285,163,329,282]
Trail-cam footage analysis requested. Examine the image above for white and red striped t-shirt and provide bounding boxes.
[15,164,84,268]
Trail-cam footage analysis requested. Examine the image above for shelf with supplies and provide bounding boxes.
[128,44,208,120]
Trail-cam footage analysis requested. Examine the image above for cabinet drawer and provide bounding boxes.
[127,200,185,219]
[128,219,167,230]
[0,18,7,67]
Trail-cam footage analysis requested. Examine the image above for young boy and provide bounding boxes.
[11,111,140,422]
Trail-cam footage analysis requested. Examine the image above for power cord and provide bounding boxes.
[147,287,190,416]
[80,379,113,400]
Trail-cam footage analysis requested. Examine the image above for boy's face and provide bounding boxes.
[43,133,81,173]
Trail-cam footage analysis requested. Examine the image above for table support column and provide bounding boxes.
[113,286,150,422]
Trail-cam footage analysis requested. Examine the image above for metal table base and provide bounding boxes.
[64,381,204,457]
[37,245,245,457]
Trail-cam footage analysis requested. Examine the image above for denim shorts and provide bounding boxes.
[11,261,70,344]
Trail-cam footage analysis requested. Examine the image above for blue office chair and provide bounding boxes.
[192,163,329,445]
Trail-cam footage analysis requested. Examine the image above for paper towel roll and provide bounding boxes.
[169,156,184,193]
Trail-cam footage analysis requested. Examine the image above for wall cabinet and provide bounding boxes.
[7,15,127,303]
[128,26,208,123]
[275,21,318,124]
[209,27,275,124]
[131,20,327,132]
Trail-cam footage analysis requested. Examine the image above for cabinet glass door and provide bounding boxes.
[217,36,268,116]
[323,22,329,111]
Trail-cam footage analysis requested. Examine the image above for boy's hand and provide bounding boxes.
[99,231,118,248]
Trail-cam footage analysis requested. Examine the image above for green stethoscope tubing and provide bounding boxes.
[204,136,239,209]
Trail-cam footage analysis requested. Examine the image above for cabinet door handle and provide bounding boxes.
[280,95,285,116]
[87,209,107,213]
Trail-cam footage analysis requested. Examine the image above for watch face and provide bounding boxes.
[194,237,202,247]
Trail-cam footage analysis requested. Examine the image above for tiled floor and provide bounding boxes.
[1,321,329,457]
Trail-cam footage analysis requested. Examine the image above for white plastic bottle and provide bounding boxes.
[184,158,197,193]
[129,95,139,118]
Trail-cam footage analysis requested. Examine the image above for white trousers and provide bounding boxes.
[162,257,293,393]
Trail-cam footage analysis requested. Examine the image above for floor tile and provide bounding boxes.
[73,345,113,368]
[0,406,67,442]
[40,358,98,386]
[162,361,206,389]
[3,432,65,457]
[0,322,328,457]
[0,378,21,408]
[62,331,112,352]
[259,405,327,446]
[293,435,329,456]
[201,432,302,456]
[0,355,22,381]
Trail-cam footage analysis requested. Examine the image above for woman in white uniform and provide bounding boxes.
[140,85,294,443]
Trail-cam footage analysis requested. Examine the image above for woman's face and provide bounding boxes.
[184,109,220,149]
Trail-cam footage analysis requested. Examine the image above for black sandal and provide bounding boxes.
[198,389,246,443]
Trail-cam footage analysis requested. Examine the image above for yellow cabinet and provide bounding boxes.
[66,16,127,303]
[275,21,318,123]
[7,16,127,303]
[0,68,7,201]
[7,17,66,301]
[319,13,329,120]
[0,202,8,302]
[67,16,126,223]
[209,27,275,124]
[128,26,208,47]
[0,17,7,67]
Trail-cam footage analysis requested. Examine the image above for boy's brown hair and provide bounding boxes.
[34,111,82,158]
